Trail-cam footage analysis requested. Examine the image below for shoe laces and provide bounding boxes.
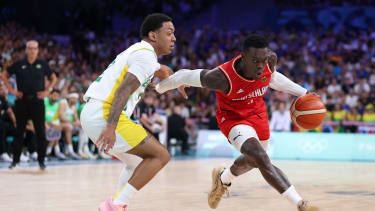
[224,188,230,198]
[223,184,231,198]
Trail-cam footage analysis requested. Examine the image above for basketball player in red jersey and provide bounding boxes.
[156,34,319,211]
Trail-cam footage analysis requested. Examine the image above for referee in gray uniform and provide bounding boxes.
[1,40,57,170]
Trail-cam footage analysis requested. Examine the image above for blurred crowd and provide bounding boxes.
[1,19,375,162]
[0,0,215,35]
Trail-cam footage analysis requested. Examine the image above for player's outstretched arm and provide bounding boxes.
[269,71,307,97]
[267,50,307,97]
[200,68,230,93]
[155,68,229,94]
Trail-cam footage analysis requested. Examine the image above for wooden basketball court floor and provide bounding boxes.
[1,158,374,211]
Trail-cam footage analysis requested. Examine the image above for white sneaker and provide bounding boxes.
[99,151,111,159]
[69,152,82,160]
[87,152,97,160]
[1,153,12,162]
[84,149,97,160]
[30,152,38,161]
[55,152,67,160]
[20,153,30,162]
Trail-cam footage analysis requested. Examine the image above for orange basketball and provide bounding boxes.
[290,94,327,130]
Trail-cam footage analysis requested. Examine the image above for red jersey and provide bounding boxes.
[215,55,272,140]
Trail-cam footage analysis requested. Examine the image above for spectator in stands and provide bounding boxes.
[341,77,354,94]
[358,92,370,107]
[137,93,165,140]
[344,107,360,133]
[167,106,189,155]
[356,63,370,79]
[0,82,16,162]
[57,93,83,160]
[362,105,375,123]
[205,104,219,130]
[77,91,96,160]
[325,95,335,112]
[270,101,291,132]
[327,78,341,95]
[369,68,375,86]
[332,104,346,122]
[345,88,358,108]
[44,89,66,160]
[355,78,371,94]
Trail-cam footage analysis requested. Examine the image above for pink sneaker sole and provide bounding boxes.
[98,197,128,211]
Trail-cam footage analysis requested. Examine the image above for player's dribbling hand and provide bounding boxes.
[177,85,189,99]
[95,124,116,153]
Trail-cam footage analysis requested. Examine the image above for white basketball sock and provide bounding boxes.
[54,145,61,153]
[220,168,236,185]
[78,129,88,154]
[282,185,303,205]
[67,144,74,153]
[46,146,52,155]
[112,183,138,205]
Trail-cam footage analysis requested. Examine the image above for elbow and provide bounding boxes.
[200,70,209,87]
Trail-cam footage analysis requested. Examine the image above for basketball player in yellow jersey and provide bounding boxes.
[80,13,186,211]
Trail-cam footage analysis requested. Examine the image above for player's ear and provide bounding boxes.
[149,31,157,42]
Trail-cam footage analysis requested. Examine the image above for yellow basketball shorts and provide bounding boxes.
[80,98,148,153]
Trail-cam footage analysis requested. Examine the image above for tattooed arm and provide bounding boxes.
[95,72,140,152]
[107,73,140,126]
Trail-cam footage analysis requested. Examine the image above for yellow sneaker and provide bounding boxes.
[79,152,89,159]
[208,167,229,209]
[298,200,319,211]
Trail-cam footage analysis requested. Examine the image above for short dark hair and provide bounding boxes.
[243,34,268,51]
[140,13,172,38]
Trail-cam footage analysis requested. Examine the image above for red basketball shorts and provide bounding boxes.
[217,110,270,141]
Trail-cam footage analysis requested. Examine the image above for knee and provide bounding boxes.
[159,148,170,166]
[62,123,71,131]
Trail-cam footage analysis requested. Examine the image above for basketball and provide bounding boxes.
[290,94,327,130]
